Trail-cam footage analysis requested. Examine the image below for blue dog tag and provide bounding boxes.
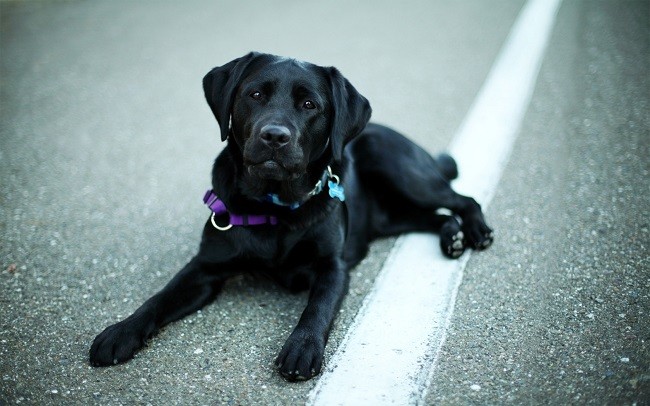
[328,180,345,202]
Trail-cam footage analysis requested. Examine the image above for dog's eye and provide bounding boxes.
[303,100,316,110]
[250,91,262,100]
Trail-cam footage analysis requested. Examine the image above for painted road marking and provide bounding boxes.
[308,0,563,404]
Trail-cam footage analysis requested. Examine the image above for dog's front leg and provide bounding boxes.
[276,257,349,381]
[89,256,237,367]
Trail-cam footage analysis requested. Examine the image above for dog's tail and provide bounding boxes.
[436,153,458,181]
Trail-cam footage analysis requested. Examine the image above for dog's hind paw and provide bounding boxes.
[440,218,466,259]
[463,218,494,251]
[442,230,466,259]
[478,230,494,249]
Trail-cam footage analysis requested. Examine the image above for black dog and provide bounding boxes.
[89,52,493,381]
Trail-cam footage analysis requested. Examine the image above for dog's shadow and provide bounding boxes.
[129,237,393,383]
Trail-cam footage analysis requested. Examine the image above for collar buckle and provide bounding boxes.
[203,190,279,231]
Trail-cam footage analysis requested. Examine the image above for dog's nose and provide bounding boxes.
[260,125,291,148]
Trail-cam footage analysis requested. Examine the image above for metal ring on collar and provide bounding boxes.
[210,212,233,231]
[327,165,340,185]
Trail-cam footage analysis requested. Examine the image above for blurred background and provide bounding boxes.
[1,1,647,404]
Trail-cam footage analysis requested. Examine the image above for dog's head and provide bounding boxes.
[203,52,371,202]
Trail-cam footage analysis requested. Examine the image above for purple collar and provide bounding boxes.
[204,166,345,231]
[203,190,278,230]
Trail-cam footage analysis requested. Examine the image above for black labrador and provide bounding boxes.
[89,52,493,381]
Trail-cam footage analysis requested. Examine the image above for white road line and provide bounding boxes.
[307,0,563,405]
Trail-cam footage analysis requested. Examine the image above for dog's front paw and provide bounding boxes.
[275,329,324,381]
[89,317,153,367]
[463,216,494,250]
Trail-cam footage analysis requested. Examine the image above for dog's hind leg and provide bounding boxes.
[354,124,493,252]
[367,202,467,259]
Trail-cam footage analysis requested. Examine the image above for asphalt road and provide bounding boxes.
[1,1,647,405]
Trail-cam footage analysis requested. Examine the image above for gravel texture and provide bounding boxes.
[2,0,647,405]
[426,1,649,404]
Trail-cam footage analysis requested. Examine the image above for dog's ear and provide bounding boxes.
[327,67,372,161]
[203,52,260,141]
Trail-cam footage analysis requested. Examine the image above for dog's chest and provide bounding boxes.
[234,227,317,269]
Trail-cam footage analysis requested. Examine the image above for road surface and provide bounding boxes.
[1,0,647,404]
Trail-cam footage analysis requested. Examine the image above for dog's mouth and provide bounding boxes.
[247,160,298,181]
